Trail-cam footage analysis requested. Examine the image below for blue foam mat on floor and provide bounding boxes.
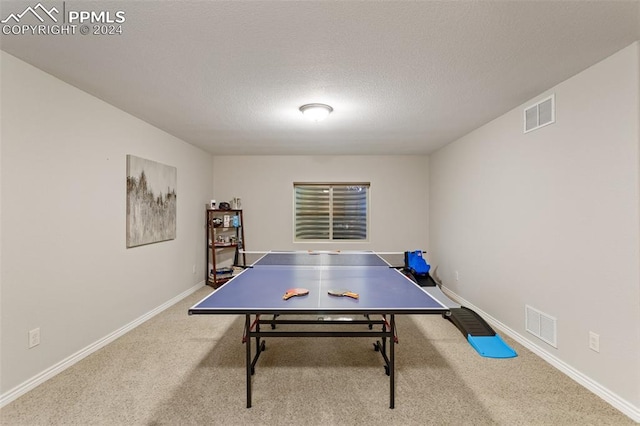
[467,334,517,358]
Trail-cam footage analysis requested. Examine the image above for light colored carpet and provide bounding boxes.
[1,286,634,425]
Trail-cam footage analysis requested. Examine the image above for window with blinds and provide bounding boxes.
[294,183,369,241]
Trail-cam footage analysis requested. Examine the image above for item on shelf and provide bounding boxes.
[231,197,242,209]
[218,202,231,210]
[210,199,216,209]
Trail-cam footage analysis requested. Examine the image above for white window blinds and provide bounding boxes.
[294,183,369,241]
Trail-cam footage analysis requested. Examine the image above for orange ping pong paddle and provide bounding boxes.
[327,289,359,299]
[283,288,310,300]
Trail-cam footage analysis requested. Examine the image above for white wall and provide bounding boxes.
[0,52,213,395]
[429,42,640,413]
[212,155,429,254]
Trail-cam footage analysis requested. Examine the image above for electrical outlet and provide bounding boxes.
[192,264,196,274]
[589,331,600,353]
[28,328,40,348]
[455,271,459,281]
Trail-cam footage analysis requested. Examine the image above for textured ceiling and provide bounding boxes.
[1,1,639,155]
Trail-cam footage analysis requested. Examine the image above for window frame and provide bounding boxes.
[293,182,370,242]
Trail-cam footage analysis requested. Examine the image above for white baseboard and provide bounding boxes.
[0,281,205,408]
[440,286,640,423]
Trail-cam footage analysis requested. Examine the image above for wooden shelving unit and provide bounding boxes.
[206,209,246,287]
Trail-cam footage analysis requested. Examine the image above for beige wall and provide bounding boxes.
[0,52,213,395]
[212,155,429,254]
[429,42,640,414]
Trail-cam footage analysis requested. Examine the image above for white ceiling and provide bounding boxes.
[1,1,639,155]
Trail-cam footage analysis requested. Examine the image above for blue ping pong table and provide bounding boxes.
[189,251,449,408]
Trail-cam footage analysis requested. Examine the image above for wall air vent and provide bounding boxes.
[525,305,557,348]
[524,94,555,133]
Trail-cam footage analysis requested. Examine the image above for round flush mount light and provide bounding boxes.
[299,103,333,122]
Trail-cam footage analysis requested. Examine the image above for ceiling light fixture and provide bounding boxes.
[299,103,333,122]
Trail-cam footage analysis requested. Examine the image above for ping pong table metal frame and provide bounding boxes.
[243,312,400,408]
[191,303,449,409]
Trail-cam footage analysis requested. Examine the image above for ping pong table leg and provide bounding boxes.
[245,314,252,408]
[389,314,395,409]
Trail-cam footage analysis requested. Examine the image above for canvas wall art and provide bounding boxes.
[126,155,177,248]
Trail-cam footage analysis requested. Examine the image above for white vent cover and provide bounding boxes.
[525,305,557,347]
[524,94,555,133]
